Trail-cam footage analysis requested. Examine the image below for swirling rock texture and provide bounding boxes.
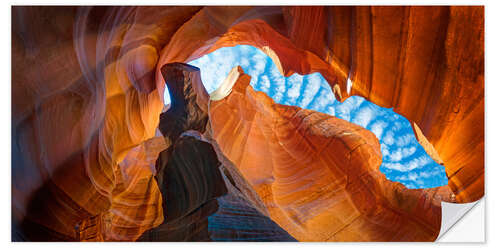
[140,63,296,241]
[138,131,227,241]
[208,194,297,242]
[11,6,483,241]
[139,62,224,241]
[158,63,209,143]
[205,135,298,241]
[208,66,455,241]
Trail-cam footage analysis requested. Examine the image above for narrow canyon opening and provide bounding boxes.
[11,6,483,242]
[162,45,449,189]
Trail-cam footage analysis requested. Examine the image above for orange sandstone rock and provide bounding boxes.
[12,6,200,241]
[11,6,483,241]
[155,7,483,203]
[208,67,454,241]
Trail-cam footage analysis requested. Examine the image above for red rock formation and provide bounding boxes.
[137,63,227,241]
[11,6,483,241]
[12,6,201,241]
[155,7,484,203]
[323,6,485,203]
[158,63,209,143]
[139,131,227,241]
[208,67,454,241]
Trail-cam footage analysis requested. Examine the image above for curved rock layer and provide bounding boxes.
[156,6,484,203]
[158,63,209,143]
[12,6,202,241]
[139,131,227,241]
[208,194,297,242]
[208,67,454,241]
[12,6,483,241]
[142,63,294,241]
[204,133,298,242]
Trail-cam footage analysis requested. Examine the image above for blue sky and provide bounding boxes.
[164,45,448,189]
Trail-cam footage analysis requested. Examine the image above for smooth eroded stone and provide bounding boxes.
[159,63,209,143]
[12,6,482,241]
[208,67,454,241]
[139,131,227,241]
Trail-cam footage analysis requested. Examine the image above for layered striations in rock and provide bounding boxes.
[208,194,297,242]
[139,131,227,241]
[158,63,209,143]
[12,6,202,241]
[140,63,297,241]
[205,132,298,242]
[138,62,223,241]
[12,6,483,241]
[322,7,485,202]
[208,66,455,241]
[156,6,484,203]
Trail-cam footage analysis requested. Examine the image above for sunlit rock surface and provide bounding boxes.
[209,67,455,241]
[139,63,223,241]
[189,45,449,189]
[157,6,484,203]
[12,6,483,241]
[142,63,296,241]
[322,7,485,203]
[205,133,298,242]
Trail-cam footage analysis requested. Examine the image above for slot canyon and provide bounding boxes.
[11,6,484,242]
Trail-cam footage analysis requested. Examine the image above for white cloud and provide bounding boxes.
[407,172,418,181]
[251,53,267,75]
[286,74,303,103]
[335,106,350,121]
[273,79,286,93]
[395,134,413,147]
[382,162,405,171]
[273,92,284,103]
[353,106,375,128]
[287,84,301,100]
[383,131,395,145]
[326,106,336,116]
[333,96,365,121]
[240,57,250,68]
[381,143,390,156]
[239,44,253,54]
[260,75,271,89]
[299,73,321,108]
[353,96,365,108]
[419,171,431,178]
[286,73,303,88]
[258,75,270,92]
[389,149,403,162]
[269,66,286,94]
[247,69,260,87]
[406,155,431,171]
[397,175,408,181]
[419,169,442,179]
[189,48,238,94]
[382,154,431,172]
[269,63,283,80]
[370,120,388,139]
[386,146,418,163]
[401,146,417,158]
[310,89,334,111]
[391,121,402,131]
